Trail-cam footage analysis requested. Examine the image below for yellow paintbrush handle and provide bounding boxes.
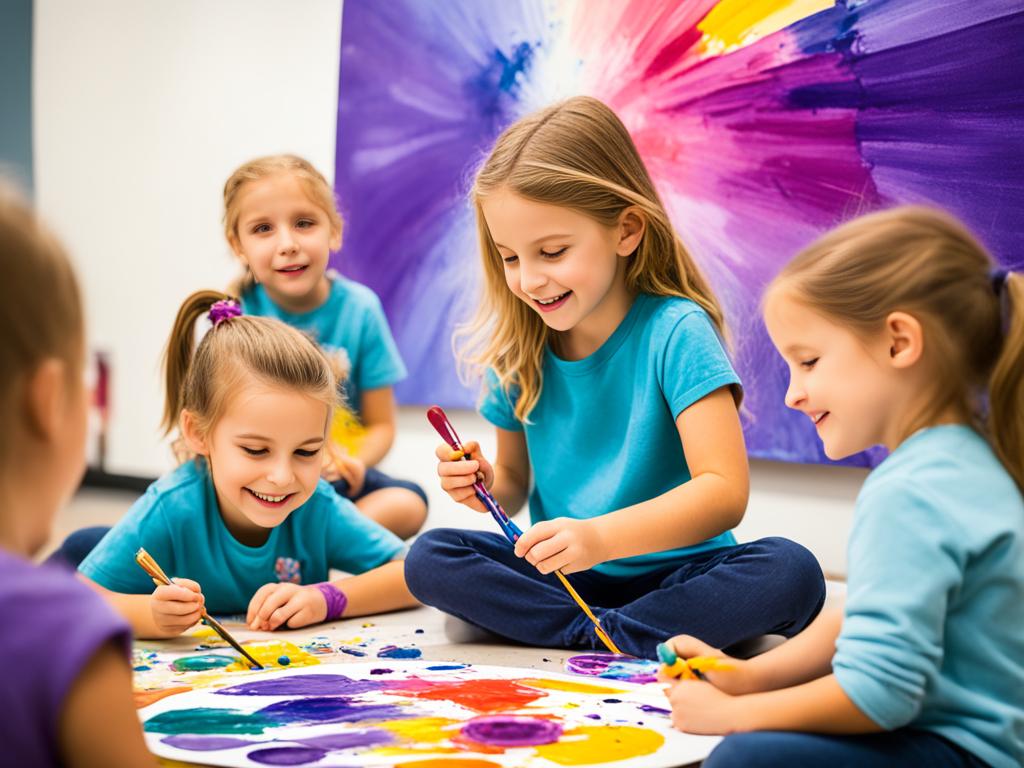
[553,569,623,655]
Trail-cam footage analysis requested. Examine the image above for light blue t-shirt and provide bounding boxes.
[79,459,405,614]
[241,272,406,415]
[833,425,1024,768]
[480,293,742,578]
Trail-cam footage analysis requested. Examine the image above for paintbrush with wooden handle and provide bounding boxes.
[135,548,263,669]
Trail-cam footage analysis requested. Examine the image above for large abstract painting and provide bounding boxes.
[333,0,1024,466]
[142,661,720,767]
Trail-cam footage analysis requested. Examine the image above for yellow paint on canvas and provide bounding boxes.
[698,0,833,55]
[398,761,503,768]
[376,716,462,745]
[519,678,626,695]
[534,725,664,766]
[225,641,319,672]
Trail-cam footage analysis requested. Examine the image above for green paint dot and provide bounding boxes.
[171,654,236,672]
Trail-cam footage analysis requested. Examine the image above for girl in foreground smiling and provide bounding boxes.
[664,206,1024,768]
[405,96,825,659]
[79,291,417,638]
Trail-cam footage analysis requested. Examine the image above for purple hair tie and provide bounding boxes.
[209,298,242,327]
[314,582,348,621]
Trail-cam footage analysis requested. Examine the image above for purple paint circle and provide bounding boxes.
[247,746,328,765]
[564,653,630,675]
[461,715,563,747]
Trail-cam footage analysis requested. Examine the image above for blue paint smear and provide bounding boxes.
[376,645,422,659]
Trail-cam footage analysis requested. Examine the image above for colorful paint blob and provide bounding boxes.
[247,746,327,766]
[461,716,563,747]
[377,644,423,659]
[171,654,236,672]
[565,654,660,684]
[226,641,318,672]
[534,725,665,766]
[145,707,273,736]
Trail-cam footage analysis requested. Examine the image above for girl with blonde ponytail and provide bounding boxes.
[405,96,824,659]
[78,290,417,639]
[665,206,1024,768]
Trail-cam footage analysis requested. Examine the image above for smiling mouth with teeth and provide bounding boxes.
[247,488,293,506]
[812,412,829,425]
[536,292,569,305]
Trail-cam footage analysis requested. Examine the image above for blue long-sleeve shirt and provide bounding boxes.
[833,425,1024,768]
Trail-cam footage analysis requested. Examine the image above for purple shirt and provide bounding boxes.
[0,550,130,767]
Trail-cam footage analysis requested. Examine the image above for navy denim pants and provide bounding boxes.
[704,729,988,768]
[405,529,825,659]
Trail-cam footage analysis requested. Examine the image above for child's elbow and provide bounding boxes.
[719,477,749,529]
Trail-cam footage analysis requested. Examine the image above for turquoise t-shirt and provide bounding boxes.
[833,425,1024,768]
[241,272,406,415]
[78,460,405,614]
[480,293,742,578]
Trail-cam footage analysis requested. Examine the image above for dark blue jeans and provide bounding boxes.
[704,729,989,768]
[331,466,428,505]
[45,525,111,569]
[405,529,825,659]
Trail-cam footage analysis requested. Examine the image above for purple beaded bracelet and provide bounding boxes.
[315,582,348,621]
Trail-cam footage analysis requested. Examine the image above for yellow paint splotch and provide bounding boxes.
[397,761,502,768]
[225,641,318,672]
[519,678,627,695]
[535,725,664,766]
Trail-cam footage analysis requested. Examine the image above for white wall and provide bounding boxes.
[31,0,863,576]
[33,0,343,476]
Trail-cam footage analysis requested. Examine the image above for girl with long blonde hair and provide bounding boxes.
[405,96,825,658]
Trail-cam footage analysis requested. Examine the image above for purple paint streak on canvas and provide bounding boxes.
[162,735,254,751]
[257,696,408,725]
[295,730,395,750]
[217,674,384,697]
[247,746,328,766]
[461,715,563,747]
[335,0,551,406]
[638,704,671,715]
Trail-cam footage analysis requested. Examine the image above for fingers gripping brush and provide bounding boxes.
[426,405,623,655]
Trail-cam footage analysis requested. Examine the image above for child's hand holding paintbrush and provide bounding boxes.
[657,635,751,693]
[434,439,496,514]
[148,568,207,636]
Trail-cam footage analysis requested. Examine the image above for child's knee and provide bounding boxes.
[761,536,826,621]
[404,528,467,601]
